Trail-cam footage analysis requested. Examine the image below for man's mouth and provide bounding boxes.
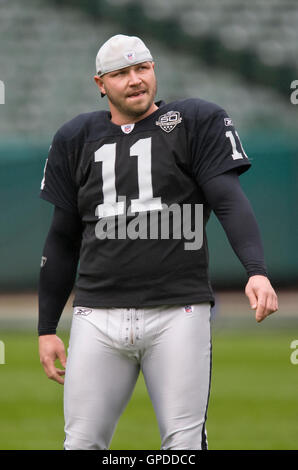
[127,90,146,99]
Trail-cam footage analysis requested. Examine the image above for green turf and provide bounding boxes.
[0,325,297,449]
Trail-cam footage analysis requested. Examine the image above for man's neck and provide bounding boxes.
[109,102,158,126]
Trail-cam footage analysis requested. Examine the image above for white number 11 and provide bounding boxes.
[94,137,162,218]
[225,130,248,160]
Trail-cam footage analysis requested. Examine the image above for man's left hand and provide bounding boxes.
[245,275,278,322]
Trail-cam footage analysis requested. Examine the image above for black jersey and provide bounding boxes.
[40,98,251,308]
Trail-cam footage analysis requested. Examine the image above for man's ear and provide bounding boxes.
[94,75,105,95]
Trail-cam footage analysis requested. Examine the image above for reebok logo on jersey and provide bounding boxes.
[156,111,182,133]
[74,307,92,316]
[224,118,233,126]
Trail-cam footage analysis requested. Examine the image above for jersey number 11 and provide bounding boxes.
[94,137,162,218]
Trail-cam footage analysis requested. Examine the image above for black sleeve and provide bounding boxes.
[201,170,268,278]
[40,130,78,214]
[38,206,82,336]
[192,108,251,186]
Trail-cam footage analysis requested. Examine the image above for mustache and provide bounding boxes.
[126,89,147,97]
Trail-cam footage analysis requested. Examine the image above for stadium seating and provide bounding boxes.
[0,0,297,139]
[119,0,298,69]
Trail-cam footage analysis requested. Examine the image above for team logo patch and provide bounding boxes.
[184,305,193,314]
[40,256,47,268]
[121,123,135,134]
[156,111,182,133]
[74,307,92,316]
[224,117,233,126]
[124,51,136,62]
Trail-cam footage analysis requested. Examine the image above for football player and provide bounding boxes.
[38,34,278,450]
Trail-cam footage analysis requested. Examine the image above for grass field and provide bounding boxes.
[0,319,297,450]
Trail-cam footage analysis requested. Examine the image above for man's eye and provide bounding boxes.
[113,71,124,77]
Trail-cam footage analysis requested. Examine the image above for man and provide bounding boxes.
[38,34,278,450]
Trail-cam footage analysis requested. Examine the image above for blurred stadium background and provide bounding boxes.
[0,0,297,450]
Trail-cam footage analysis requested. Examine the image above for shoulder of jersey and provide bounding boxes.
[54,110,108,143]
[163,97,226,123]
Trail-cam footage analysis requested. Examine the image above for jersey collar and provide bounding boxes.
[105,100,166,132]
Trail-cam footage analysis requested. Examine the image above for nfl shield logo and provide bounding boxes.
[121,123,135,134]
[125,51,136,62]
[184,305,193,314]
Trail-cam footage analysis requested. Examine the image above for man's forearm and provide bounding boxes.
[38,206,82,335]
[201,170,268,278]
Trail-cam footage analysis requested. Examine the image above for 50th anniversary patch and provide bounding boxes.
[156,110,182,133]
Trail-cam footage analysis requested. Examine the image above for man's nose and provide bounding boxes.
[128,70,142,85]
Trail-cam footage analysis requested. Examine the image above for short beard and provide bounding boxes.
[106,80,157,120]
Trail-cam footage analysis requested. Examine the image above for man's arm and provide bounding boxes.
[201,170,278,322]
[38,205,82,384]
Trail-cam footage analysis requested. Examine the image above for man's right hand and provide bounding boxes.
[39,334,67,385]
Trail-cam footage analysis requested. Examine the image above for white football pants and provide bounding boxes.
[63,302,212,450]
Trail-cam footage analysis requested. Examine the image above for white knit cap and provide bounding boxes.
[95,34,153,76]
